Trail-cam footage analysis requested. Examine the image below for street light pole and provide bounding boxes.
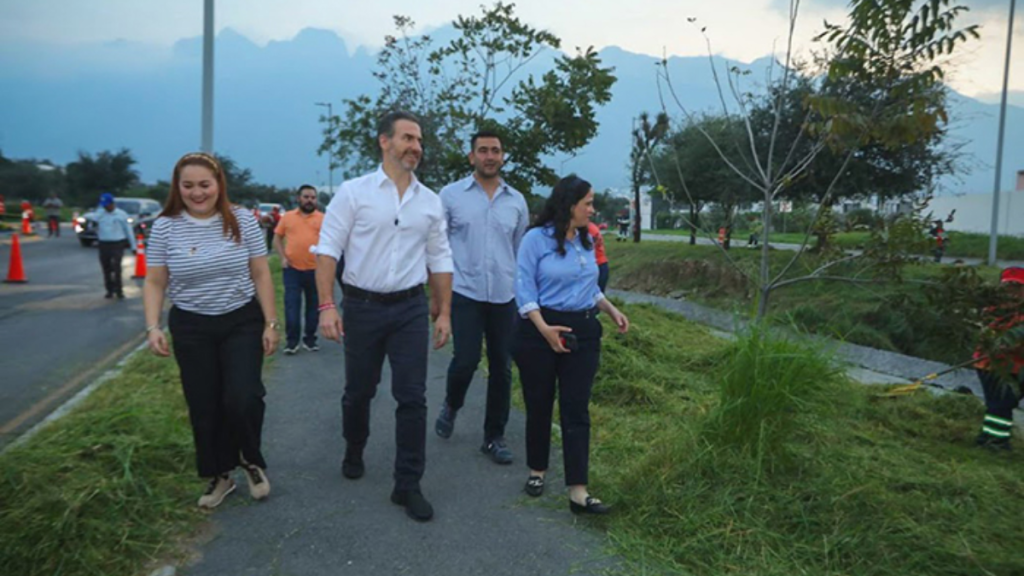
[989,0,1016,266]
[315,102,334,195]
[201,0,214,153]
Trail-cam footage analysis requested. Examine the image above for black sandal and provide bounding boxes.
[524,475,545,497]
[570,495,610,515]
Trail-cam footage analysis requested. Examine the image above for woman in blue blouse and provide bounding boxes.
[513,176,630,515]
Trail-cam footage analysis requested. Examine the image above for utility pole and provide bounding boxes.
[989,0,1016,266]
[201,0,214,153]
[315,102,334,195]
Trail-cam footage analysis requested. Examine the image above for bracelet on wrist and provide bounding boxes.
[318,301,336,312]
[266,320,280,330]
[145,324,161,334]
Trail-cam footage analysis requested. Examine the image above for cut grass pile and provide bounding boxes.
[588,303,1024,575]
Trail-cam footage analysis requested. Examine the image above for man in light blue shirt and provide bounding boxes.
[435,130,529,464]
[95,192,137,299]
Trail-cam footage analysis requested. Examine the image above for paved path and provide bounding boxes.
[181,337,617,576]
[0,227,145,447]
[641,233,1024,268]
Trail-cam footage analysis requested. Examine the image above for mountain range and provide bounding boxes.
[0,27,1020,196]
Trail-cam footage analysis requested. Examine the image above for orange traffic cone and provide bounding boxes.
[21,214,32,235]
[132,234,146,279]
[4,234,28,283]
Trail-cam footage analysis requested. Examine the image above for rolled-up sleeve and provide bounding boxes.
[426,196,454,274]
[316,184,353,260]
[516,231,542,317]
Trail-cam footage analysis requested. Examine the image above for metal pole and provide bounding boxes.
[201,0,215,153]
[315,102,334,194]
[989,0,1016,266]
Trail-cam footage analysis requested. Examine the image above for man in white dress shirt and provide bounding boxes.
[315,111,453,522]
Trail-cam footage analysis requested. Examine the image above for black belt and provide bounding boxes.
[539,307,599,320]
[342,284,423,304]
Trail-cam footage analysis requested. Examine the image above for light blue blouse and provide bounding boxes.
[515,225,604,317]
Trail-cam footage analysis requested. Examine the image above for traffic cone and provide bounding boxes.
[132,234,146,279]
[4,234,27,283]
[21,214,32,235]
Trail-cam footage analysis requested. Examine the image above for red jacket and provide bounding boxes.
[974,303,1024,375]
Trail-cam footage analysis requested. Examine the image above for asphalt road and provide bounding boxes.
[0,227,145,448]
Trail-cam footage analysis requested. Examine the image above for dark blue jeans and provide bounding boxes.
[283,267,318,347]
[342,291,429,491]
[445,292,516,442]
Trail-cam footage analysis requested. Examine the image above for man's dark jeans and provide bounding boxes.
[445,292,516,442]
[283,267,318,347]
[342,291,429,491]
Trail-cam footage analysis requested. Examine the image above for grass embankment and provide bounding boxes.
[652,229,1024,260]
[589,304,1024,575]
[0,256,285,576]
[605,240,1000,364]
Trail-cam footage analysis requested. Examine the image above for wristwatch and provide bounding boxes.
[266,320,280,330]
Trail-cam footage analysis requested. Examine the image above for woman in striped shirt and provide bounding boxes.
[143,152,280,509]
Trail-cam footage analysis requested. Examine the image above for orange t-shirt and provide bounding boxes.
[588,223,608,265]
[274,209,324,271]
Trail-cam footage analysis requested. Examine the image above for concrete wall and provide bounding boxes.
[928,191,1024,236]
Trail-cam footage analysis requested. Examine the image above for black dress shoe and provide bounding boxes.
[570,496,611,515]
[341,447,364,479]
[104,292,113,299]
[391,489,434,522]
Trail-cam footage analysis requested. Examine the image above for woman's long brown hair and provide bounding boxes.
[162,152,241,242]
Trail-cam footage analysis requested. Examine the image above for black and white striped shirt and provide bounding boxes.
[148,208,267,315]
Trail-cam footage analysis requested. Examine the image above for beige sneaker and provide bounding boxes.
[241,463,270,500]
[197,475,235,509]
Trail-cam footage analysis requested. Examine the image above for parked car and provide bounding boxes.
[258,203,283,220]
[75,197,162,247]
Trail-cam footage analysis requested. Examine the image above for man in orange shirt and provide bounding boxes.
[588,222,609,292]
[973,266,1024,450]
[274,185,325,354]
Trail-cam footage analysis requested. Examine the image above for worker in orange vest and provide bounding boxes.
[973,266,1024,450]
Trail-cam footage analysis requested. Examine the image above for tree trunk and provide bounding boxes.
[689,205,698,245]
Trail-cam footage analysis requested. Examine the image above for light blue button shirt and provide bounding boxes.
[95,207,137,251]
[515,225,604,317]
[440,175,528,304]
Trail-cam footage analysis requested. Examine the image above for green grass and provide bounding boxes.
[586,303,1024,575]
[0,257,286,576]
[0,352,203,576]
[651,229,1024,260]
[605,240,1001,364]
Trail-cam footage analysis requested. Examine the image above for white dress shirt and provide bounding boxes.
[317,166,454,293]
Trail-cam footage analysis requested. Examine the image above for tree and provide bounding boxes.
[319,2,616,194]
[654,0,978,319]
[65,149,139,204]
[628,111,669,242]
[594,189,629,225]
[0,151,65,205]
[651,115,755,245]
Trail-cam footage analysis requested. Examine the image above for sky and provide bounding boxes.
[0,0,1020,101]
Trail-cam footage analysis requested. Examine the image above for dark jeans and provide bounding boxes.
[98,240,126,295]
[597,263,609,293]
[513,308,602,486]
[283,267,318,347]
[47,215,60,237]
[342,290,429,491]
[168,299,267,478]
[445,292,516,442]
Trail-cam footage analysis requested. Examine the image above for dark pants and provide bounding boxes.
[98,240,126,296]
[48,215,60,237]
[597,263,609,293]
[977,369,1023,439]
[342,290,429,491]
[445,292,516,442]
[283,267,318,347]
[513,309,602,486]
[168,300,267,478]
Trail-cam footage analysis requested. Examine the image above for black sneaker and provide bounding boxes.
[283,344,300,355]
[104,292,113,299]
[481,438,513,465]
[391,489,434,522]
[116,292,125,299]
[341,445,365,479]
[975,432,1012,451]
[302,342,319,352]
[435,403,457,439]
